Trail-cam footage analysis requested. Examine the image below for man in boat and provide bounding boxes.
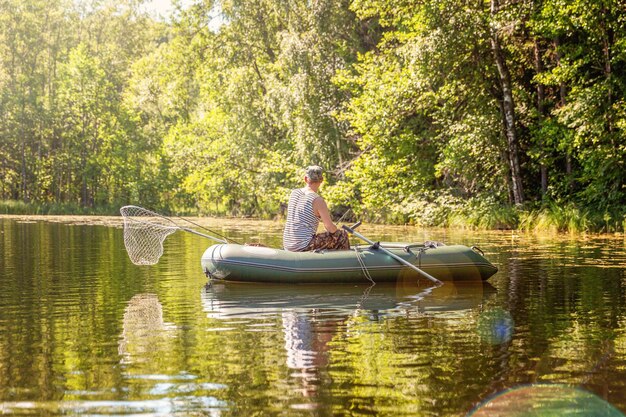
[283,165,350,252]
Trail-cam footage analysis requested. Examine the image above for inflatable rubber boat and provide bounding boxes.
[201,242,498,284]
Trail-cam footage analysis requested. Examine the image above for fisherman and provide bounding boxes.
[283,165,350,252]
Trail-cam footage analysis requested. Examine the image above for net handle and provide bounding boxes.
[178,226,228,243]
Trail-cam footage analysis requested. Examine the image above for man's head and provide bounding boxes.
[304,165,324,183]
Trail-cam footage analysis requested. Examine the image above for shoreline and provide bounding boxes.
[1,213,624,239]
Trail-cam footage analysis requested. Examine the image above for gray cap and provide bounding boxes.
[305,165,324,182]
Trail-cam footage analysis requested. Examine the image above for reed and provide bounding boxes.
[446,201,608,233]
[0,200,33,214]
[447,202,518,230]
[518,202,592,234]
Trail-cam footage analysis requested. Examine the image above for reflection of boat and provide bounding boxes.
[200,281,496,319]
[201,281,496,398]
[201,243,498,284]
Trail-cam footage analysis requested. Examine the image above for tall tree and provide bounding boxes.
[531,0,626,211]
[130,0,372,215]
[489,0,525,205]
[332,0,524,221]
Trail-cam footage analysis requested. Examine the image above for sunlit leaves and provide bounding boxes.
[1,0,625,225]
[332,0,508,222]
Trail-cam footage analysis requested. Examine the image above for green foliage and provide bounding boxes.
[0,0,164,209]
[398,191,463,227]
[1,0,625,233]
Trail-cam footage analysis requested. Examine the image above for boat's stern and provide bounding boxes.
[469,246,499,280]
[453,245,498,281]
[413,244,498,282]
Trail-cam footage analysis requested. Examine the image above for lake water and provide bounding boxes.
[1,216,626,416]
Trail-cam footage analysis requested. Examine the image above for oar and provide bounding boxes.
[342,223,443,285]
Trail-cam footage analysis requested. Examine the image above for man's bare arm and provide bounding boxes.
[313,197,338,233]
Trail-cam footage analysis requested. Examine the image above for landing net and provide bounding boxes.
[120,206,179,265]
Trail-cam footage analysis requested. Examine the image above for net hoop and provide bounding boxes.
[120,206,179,265]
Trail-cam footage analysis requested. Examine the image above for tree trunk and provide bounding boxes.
[20,98,29,203]
[534,39,548,196]
[490,0,524,205]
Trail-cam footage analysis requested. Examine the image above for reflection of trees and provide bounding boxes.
[521,266,626,393]
[0,220,206,407]
[0,221,156,401]
[313,283,496,415]
[325,309,494,414]
[473,237,626,411]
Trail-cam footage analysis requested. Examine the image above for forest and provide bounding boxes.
[1,0,625,232]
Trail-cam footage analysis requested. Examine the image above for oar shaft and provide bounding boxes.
[345,227,443,285]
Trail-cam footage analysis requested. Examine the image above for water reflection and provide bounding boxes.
[115,294,227,416]
[3,217,626,415]
[281,310,339,398]
[201,281,496,401]
[477,307,515,345]
[201,281,495,319]
[119,293,178,364]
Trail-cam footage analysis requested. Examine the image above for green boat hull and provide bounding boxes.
[201,243,498,284]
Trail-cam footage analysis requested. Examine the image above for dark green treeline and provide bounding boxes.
[1,0,625,231]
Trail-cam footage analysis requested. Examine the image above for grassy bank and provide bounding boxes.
[447,201,626,234]
[3,199,625,234]
[0,200,120,216]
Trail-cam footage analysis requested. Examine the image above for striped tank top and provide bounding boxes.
[283,188,320,251]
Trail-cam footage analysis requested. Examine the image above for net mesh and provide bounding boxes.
[120,206,179,265]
